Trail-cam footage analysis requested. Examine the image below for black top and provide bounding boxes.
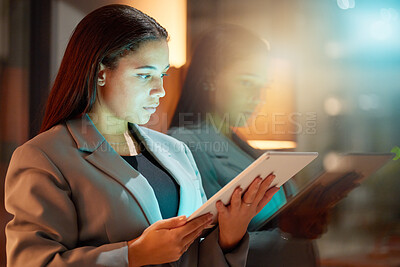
[122,146,180,219]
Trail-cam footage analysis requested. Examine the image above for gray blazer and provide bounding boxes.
[169,122,318,267]
[5,114,249,267]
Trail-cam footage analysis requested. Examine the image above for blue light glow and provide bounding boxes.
[370,8,398,40]
[337,0,356,10]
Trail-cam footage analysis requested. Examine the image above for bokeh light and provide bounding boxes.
[370,8,398,41]
[337,0,356,10]
[323,152,341,171]
[324,97,343,116]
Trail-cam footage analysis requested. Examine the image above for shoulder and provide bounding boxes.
[168,125,199,136]
[168,125,208,144]
[168,123,228,143]
[7,123,78,180]
[14,123,73,156]
[6,125,72,190]
[168,124,232,157]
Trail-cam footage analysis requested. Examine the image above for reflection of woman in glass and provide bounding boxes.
[169,25,322,266]
[5,6,279,266]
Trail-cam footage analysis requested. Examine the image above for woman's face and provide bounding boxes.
[213,55,268,127]
[97,40,169,125]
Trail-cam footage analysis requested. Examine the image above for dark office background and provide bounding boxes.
[1,0,399,266]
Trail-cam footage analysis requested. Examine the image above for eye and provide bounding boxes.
[240,79,254,87]
[161,73,169,79]
[137,74,151,80]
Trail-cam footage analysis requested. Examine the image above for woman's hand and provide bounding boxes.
[278,172,362,239]
[128,214,213,266]
[279,207,330,239]
[216,173,280,251]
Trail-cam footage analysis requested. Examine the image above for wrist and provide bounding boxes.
[128,238,146,267]
[218,230,244,253]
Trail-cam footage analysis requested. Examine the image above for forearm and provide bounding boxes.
[7,239,129,267]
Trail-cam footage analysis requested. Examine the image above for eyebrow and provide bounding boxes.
[240,73,261,77]
[239,73,268,83]
[135,64,170,70]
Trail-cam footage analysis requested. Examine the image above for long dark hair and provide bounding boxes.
[40,4,168,133]
[170,24,269,128]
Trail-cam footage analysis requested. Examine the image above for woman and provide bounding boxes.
[169,25,324,266]
[4,5,279,267]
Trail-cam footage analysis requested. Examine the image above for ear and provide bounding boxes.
[202,81,216,91]
[202,70,216,91]
[97,63,106,87]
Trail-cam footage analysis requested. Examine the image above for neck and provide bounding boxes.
[88,101,140,156]
[88,112,128,137]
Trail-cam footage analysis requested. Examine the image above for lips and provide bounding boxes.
[143,103,159,114]
[143,107,156,114]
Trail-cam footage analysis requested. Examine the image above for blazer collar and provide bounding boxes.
[66,114,105,152]
[66,114,199,224]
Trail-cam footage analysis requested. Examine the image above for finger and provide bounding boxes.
[256,187,280,213]
[230,187,243,211]
[253,173,275,205]
[181,215,213,244]
[216,200,228,217]
[181,220,209,245]
[177,213,213,239]
[153,215,187,229]
[183,227,206,251]
[241,177,262,204]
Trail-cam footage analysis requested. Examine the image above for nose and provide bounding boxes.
[251,95,263,105]
[150,77,166,98]
[246,94,262,105]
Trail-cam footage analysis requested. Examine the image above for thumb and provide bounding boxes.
[154,215,187,230]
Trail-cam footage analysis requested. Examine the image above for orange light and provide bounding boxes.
[235,58,297,150]
[247,140,297,150]
[122,0,187,68]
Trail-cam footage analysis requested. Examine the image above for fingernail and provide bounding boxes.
[178,215,187,220]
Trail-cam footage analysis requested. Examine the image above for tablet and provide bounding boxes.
[252,153,393,230]
[188,151,318,224]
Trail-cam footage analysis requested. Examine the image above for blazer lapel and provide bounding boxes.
[84,143,163,225]
[66,114,163,225]
[130,124,201,217]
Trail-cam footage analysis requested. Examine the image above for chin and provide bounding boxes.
[230,115,251,128]
[122,112,150,125]
[137,115,152,125]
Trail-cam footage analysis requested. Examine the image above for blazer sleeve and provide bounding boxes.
[5,144,129,267]
[182,143,250,267]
